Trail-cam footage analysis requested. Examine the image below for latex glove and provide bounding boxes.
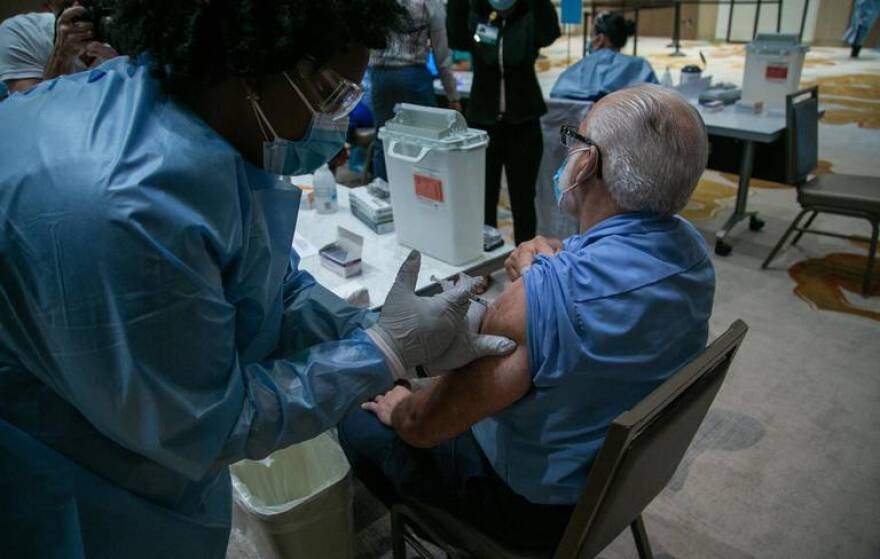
[426,273,517,372]
[367,251,495,379]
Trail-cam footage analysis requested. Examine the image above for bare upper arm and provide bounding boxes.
[393,279,532,447]
[480,279,527,344]
[6,78,40,93]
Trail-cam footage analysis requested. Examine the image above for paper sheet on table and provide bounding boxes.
[293,232,319,259]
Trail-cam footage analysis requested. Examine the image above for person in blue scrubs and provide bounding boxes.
[0,2,515,557]
[550,11,658,102]
[844,0,880,58]
[338,84,715,550]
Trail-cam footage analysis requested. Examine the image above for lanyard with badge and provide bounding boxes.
[474,11,501,45]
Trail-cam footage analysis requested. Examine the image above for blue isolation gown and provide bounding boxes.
[844,0,880,46]
[549,48,658,102]
[0,56,393,557]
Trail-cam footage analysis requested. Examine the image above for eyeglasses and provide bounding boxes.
[288,57,364,120]
[560,124,602,178]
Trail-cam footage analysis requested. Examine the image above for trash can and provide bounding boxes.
[230,432,354,559]
[741,33,809,110]
[379,103,489,266]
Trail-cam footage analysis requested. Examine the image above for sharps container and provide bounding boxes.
[379,104,489,265]
[741,33,809,110]
[230,433,354,559]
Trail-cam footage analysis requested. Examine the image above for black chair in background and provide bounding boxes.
[391,320,750,559]
[762,86,880,297]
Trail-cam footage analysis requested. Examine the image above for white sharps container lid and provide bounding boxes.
[379,103,488,151]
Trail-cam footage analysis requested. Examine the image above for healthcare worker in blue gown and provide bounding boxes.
[0,2,515,557]
[550,11,658,102]
[844,0,880,59]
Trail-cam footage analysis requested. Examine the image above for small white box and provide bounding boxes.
[319,227,363,278]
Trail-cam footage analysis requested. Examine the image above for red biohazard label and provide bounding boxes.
[765,65,788,81]
[414,174,444,203]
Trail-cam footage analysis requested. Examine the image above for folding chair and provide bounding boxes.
[762,86,880,296]
[391,320,750,559]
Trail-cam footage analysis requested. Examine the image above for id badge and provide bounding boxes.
[474,23,499,45]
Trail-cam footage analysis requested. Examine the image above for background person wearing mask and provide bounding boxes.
[448,0,561,246]
[550,11,657,102]
[370,0,463,181]
[339,84,715,551]
[0,0,117,94]
[0,1,515,557]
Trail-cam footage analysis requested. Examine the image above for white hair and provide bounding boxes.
[587,84,709,216]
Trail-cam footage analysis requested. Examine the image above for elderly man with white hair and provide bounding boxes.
[338,84,716,550]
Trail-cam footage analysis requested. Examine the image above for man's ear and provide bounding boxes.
[573,147,600,185]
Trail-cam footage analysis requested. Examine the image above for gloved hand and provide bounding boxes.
[427,274,516,372]
[366,252,516,379]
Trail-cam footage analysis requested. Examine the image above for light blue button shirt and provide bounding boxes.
[550,48,658,102]
[471,213,715,505]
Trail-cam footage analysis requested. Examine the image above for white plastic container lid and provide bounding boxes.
[379,103,488,151]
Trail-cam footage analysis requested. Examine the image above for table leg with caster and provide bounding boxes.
[715,139,760,256]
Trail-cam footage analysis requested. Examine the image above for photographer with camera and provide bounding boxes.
[0,0,117,94]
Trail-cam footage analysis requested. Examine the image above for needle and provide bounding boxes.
[431,275,490,307]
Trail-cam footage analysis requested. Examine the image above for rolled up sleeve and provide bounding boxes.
[523,253,585,386]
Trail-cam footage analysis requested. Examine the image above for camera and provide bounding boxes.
[68,2,114,44]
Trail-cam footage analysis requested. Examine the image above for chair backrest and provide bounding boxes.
[553,320,749,559]
[785,86,819,185]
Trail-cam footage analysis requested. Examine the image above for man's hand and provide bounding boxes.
[85,42,119,67]
[362,385,412,427]
[505,236,563,281]
[44,5,93,79]
[449,100,464,112]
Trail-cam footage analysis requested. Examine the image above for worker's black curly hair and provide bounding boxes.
[102,0,408,92]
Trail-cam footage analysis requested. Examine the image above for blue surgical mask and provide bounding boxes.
[262,114,348,176]
[553,148,589,209]
[248,74,349,176]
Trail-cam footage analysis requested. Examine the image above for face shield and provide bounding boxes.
[287,56,364,121]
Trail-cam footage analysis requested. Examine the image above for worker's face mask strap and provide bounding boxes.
[245,79,349,176]
[553,147,591,210]
[286,71,319,117]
